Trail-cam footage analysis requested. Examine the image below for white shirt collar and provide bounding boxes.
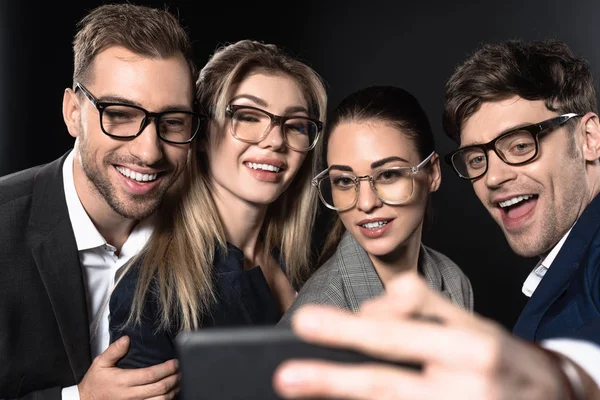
[522,225,574,297]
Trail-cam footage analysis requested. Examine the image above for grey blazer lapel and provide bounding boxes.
[28,155,92,381]
[336,232,384,312]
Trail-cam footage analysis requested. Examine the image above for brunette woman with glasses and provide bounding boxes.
[279,85,473,326]
[108,39,327,368]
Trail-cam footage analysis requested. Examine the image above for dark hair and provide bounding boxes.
[443,39,597,144]
[317,85,435,171]
[317,85,436,264]
[73,3,197,89]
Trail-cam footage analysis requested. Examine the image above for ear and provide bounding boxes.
[580,113,600,162]
[62,88,81,139]
[428,153,441,193]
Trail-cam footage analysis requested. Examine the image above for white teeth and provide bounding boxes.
[499,195,534,208]
[246,162,281,172]
[361,221,388,229]
[115,166,158,182]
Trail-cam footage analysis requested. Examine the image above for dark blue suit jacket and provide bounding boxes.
[513,194,600,345]
[109,243,282,368]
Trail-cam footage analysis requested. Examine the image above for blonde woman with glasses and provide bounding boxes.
[279,85,472,326]
[108,40,327,368]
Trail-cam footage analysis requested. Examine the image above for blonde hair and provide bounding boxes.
[120,40,327,332]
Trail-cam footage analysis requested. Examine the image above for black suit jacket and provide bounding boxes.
[0,153,92,400]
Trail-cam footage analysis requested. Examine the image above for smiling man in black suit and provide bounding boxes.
[0,3,203,399]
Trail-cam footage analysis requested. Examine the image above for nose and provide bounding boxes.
[128,119,164,165]
[259,122,285,151]
[355,179,382,213]
[484,150,517,189]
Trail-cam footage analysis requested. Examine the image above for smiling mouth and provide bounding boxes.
[360,221,389,230]
[497,194,537,209]
[245,162,282,173]
[115,166,159,182]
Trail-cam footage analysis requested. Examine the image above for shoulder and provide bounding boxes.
[277,255,344,327]
[0,165,41,207]
[300,256,342,297]
[421,245,468,279]
[110,258,156,315]
[421,244,474,310]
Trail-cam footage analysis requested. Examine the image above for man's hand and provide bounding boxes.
[78,336,180,400]
[273,273,570,400]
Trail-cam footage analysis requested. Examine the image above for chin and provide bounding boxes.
[360,242,395,258]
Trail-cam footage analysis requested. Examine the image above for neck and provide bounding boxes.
[72,159,138,253]
[368,223,423,288]
[213,186,268,268]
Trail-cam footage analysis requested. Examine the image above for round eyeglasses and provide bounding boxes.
[445,113,581,180]
[312,151,436,211]
[225,104,323,151]
[75,82,205,144]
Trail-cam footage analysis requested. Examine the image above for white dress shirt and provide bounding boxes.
[522,227,600,385]
[61,150,154,399]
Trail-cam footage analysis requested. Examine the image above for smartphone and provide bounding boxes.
[175,326,422,400]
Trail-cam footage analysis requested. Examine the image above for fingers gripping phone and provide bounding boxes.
[175,326,422,400]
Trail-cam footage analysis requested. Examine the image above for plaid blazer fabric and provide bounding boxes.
[279,231,473,326]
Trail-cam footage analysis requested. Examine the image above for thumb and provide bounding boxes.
[96,336,129,367]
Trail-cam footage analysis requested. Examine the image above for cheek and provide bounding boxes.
[287,152,308,175]
[165,147,190,168]
[472,181,488,203]
[337,210,356,232]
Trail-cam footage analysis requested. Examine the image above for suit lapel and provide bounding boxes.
[28,154,92,381]
[336,232,384,312]
[513,194,600,340]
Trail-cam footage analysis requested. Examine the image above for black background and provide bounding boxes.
[3,0,599,329]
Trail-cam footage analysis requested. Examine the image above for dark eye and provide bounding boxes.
[285,120,311,136]
[468,155,486,169]
[509,141,535,155]
[104,108,137,122]
[375,169,405,183]
[330,175,355,190]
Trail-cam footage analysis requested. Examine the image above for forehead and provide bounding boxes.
[231,72,306,112]
[327,120,418,166]
[90,46,194,108]
[460,96,556,146]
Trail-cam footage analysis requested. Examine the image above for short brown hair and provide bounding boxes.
[72,3,197,88]
[443,39,597,144]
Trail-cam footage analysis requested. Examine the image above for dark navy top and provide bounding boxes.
[108,243,282,368]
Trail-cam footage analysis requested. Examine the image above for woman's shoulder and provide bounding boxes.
[420,244,474,310]
[299,254,342,296]
[420,244,465,275]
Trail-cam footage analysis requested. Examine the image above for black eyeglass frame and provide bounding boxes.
[444,113,582,180]
[225,104,324,151]
[74,82,205,144]
[312,151,436,211]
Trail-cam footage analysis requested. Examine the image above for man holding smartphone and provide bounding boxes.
[274,39,600,400]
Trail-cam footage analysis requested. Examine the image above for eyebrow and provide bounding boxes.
[329,156,411,172]
[461,121,535,146]
[97,94,193,113]
[230,94,309,115]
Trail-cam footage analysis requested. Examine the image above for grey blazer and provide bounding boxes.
[279,231,473,326]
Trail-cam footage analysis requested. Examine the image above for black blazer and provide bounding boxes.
[0,153,91,400]
[109,243,282,368]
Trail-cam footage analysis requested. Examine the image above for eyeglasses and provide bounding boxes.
[444,113,581,180]
[75,82,205,144]
[312,151,435,211]
[225,104,323,151]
